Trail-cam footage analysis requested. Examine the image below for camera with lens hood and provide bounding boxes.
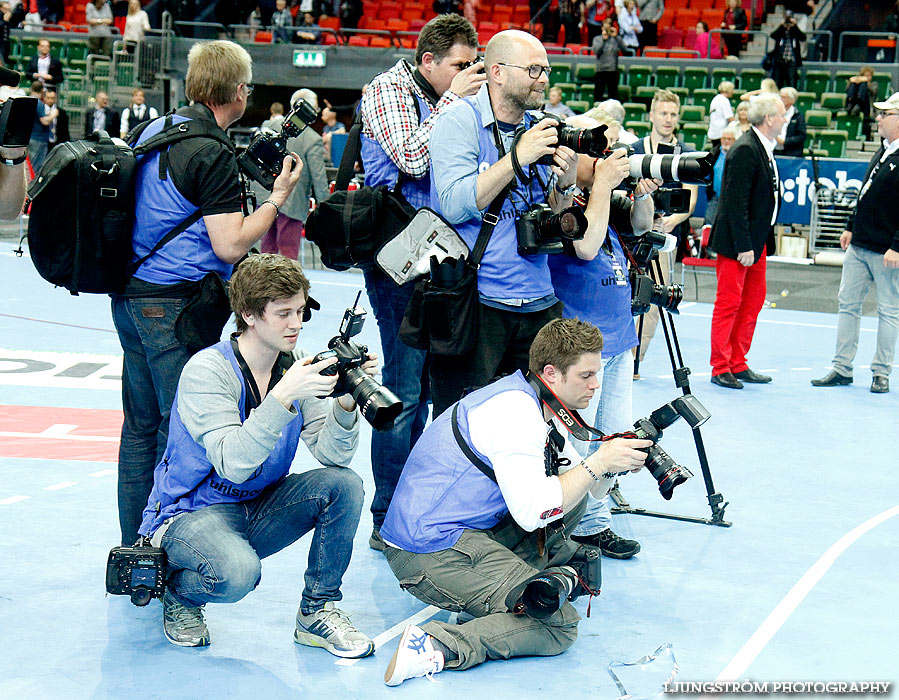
[237,99,318,189]
[105,538,167,606]
[609,395,710,500]
[506,544,601,620]
[536,113,609,166]
[312,292,402,432]
[516,202,588,255]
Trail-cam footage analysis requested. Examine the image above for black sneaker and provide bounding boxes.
[597,528,641,559]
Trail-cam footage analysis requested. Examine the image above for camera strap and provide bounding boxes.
[230,336,294,412]
[525,372,606,443]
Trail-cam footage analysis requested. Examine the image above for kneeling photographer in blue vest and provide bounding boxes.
[379,318,652,686]
[135,254,377,656]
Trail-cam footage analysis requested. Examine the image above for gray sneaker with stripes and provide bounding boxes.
[294,602,374,658]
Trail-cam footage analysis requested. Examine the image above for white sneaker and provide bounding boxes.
[294,602,374,658]
[384,624,445,686]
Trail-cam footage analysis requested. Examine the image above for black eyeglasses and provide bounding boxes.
[497,62,551,80]
[242,83,255,95]
[877,111,899,118]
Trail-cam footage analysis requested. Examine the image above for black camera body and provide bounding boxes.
[631,269,684,316]
[106,539,167,606]
[626,395,710,500]
[516,203,588,256]
[536,113,608,166]
[312,293,402,431]
[237,99,318,189]
[0,96,39,148]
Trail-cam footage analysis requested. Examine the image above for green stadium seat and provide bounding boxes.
[730,90,746,109]
[555,82,578,102]
[683,66,707,92]
[819,92,845,111]
[627,65,653,89]
[795,91,816,112]
[66,40,90,70]
[623,101,647,122]
[803,70,832,95]
[680,105,706,122]
[681,123,709,150]
[670,87,689,103]
[805,127,819,147]
[616,84,632,102]
[816,129,848,158]
[655,66,680,89]
[566,100,590,114]
[833,111,862,139]
[834,70,856,89]
[550,62,572,85]
[635,85,659,105]
[691,88,717,110]
[573,63,595,84]
[578,85,594,103]
[625,120,651,138]
[738,69,766,92]
[711,67,737,86]
[805,109,831,128]
[873,72,891,100]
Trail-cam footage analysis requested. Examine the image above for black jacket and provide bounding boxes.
[780,109,806,157]
[84,106,120,136]
[770,23,805,68]
[709,129,778,263]
[847,145,899,255]
[27,54,64,86]
[48,106,69,147]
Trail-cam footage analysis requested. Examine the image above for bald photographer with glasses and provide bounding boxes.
[427,29,581,418]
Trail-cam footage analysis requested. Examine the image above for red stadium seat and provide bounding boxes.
[658,28,684,48]
[348,35,370,46]
[320,16,340,30]
[254,31,273,43]
[386,18,409,31]
[674,9,700,29]
[370,36,392,47]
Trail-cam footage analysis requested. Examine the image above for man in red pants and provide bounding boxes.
[708,93,786,389]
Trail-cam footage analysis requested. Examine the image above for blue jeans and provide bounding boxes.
[832,244,899,378]
[161,469,364,614]
[111,295,190,545]
[362,268,429,528]
[572,349,635,537]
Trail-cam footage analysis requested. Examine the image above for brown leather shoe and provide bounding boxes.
[711,372,743,389]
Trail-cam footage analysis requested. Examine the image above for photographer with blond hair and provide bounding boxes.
[111,40,302,547]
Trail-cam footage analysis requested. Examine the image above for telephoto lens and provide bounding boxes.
[342,365,402,431]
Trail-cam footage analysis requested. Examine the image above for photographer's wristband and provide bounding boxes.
[580,460,603,482]
[261,199,281,216]
[635,193,651,201]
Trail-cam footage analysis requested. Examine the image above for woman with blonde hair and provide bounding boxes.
[123,0,151,48]
[730,101,751,133]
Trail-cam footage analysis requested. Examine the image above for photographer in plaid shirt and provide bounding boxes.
[358,14,485,552]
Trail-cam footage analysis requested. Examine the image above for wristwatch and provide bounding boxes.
[555,182,582,198]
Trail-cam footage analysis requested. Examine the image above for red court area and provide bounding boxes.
[0,405,122,462]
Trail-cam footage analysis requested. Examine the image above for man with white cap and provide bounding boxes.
[811,92,899,393]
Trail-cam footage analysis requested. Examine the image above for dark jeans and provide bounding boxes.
[639,21,658,49]
[771,61,799,89]
[593,70,619,102]
[559,12,580,45]
[429,300,563,419]
[362,268,430,529]
[162,469,364,614]
[111,295,190,545]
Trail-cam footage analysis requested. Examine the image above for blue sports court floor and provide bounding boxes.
[1,239,896,699]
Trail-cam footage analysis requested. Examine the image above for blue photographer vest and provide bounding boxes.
[138,340,304,536]
[130,114,233,285]
[380,371,541,553]
[549,227,638,357]
[431,99,555,301]
[360,92,432,211]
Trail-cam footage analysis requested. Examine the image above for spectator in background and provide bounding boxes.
[704,124,738,225]
[637,0,664,49]
[27,80,52,173]
[721,0,748,58]
[584,0,614,45]
[295,11,322,44]
[260,89,330,260]
[617,0,641,50]
[741,77,779,101]
[776,86,806,157]
[271,0,293,43]
[339,0,363,29]
[320,102,345,164]
[123,0,150,48]
[693,21,722,59]
[85,90,120,136]
[27,38,63,87]
[558,0,582,46]
[120,88,158,138]
[596,98,638,143]
[544,86,575,117]
[44,88,69,151]
[86,0,114,55]
[783,0,815,35]
[708,80,734,148]
[38,0,65,24]
[592,18,625,102]
[730,100,751,133]
[1,3,16,64]
[768,12,804,89]
[261,101,285,132]
[846,66,877,141]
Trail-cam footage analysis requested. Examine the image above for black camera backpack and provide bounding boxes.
[304,112,417,271]
[23,117,231,295]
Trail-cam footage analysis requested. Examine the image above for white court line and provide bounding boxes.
[681,312,876,333]
[41,424,78,438]
[334,605,440,667]
[89,469,116,478]
[700,505,899,696]
[0,495,31,505]
[0,430,119,443]
[43,481,78,491]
